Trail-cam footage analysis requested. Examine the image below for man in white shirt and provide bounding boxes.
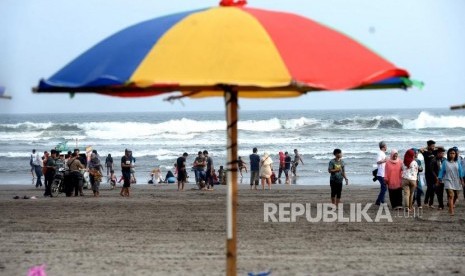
[31,149,43,188]
[375,141,387,205]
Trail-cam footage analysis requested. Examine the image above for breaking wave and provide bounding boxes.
[0,112,464,142]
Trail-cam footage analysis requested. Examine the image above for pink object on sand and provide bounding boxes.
[28,264,47,276]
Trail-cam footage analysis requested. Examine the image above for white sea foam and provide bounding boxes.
[404,112,465,129]
[0,152,32,158]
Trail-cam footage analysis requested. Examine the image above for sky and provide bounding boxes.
[0,0,464,114]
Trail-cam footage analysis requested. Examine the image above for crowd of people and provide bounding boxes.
[373,140,465,216]
[173,148,304,191]
[29,146,307,195]
[30,148,108,197]
[29,139,465,217]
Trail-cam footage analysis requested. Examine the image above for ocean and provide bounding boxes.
[1,108,464,185]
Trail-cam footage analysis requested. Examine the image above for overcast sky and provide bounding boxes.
[1,0,464,114]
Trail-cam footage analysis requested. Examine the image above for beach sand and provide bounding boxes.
[1,183,465,275]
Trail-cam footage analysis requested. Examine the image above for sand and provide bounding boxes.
[1,183,465,275]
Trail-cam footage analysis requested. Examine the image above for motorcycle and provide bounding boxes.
[50,168,67,197]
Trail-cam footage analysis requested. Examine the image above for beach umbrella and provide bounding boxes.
[0,86,12,99]
[34,1,420,274]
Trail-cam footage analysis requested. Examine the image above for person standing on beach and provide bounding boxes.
[461,149,465,200]
[44,150,58,197]
[29,149,36,180]
[193,151,206,186]
[89,153,103,197]
[292,149,304,176]
[73,148,87,168]
[204,150,214,190]
[421,140,436,208]
[67,152,85,197]
[412,149,425,208]
[120,149,133,197]
[177,152,188,191]
[402,149,418,211]
[42,151,49,177]
[249,147,260,190]
[278,151,285,179]
[129,151,137,184]
[284,152,292,184]
[385,149,403,209]
[375,141,388,205]
[218,165,226,185]
[432,147,446,210]
[31,149,43,188]
[260,152,273,190]
[238,156,247,177]
[328,149,348,205]
[105,154,113,177]
[438,148,464,216]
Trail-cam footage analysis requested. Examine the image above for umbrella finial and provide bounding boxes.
[219,0,247,7]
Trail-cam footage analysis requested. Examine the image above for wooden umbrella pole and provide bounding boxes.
[224,86,238,276]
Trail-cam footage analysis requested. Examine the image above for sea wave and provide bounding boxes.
[404,112,465,129]
[1,112,464,142]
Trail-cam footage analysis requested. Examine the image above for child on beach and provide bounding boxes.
[238,156,247,177]
[270,169,277,184]
[108,169,117,189]
[149,166,163,184]
[328,149,348,205]
[218,166,226,185]
[212,169,220,185]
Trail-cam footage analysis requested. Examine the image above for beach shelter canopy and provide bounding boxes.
[34,1,419,274]
[451,103,465,110]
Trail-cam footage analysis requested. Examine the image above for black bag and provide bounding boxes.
[372,169,378,182]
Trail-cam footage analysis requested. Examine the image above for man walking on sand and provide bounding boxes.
[292,149,304,176]
[375,141,388,205]
[177,152,188,191]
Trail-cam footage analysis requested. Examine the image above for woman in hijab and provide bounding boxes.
[89,153,103,197]
[260,152,273,190]
[384,149,403,209]
[402,149,419,211]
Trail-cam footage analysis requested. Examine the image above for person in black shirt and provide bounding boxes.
[105,154,114,177]
[249,147,260,189]
[431,147,446,209]
[284,152,292,184]
[44,150,58,197]
[421,140,436,207]
[120,149,133,197]
[177,152,189,191]
[204,150,215,190]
